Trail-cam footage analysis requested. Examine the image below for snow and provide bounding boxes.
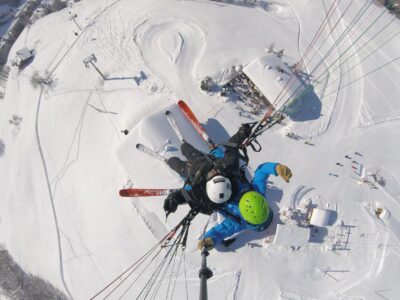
[1,0,400,299]
[242,52,304,110]
[273,224,310,247]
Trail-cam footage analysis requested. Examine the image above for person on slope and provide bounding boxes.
[197,162,292,251]
[163,124,252,215]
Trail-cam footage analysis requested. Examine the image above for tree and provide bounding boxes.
[0,139,5,157]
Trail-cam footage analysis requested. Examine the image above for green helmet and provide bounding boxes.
[238,191,269,225]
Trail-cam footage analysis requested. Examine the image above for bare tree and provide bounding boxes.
[0,139,5,157]
[30,70,55,90]
[0,245,67,299]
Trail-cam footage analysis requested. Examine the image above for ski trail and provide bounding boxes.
[30,2,130,297]
[44,94,107,283]
[324,1,363,138]
[50,94,91,189]
[281,0,303,104]
[281,0,341,138]
[35,89,72,299]
[49,0,125,74]
[285,0,303,67]
[134,17,208,113]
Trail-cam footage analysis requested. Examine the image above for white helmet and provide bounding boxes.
[206,175,232,204]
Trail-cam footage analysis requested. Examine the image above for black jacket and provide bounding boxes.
[164,125,251,215]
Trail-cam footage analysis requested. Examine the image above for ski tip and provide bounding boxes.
[165,110,171,115]
[119,189,128,197]
[135,143,142,150]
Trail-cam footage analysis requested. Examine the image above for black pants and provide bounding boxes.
[167,142,204,177]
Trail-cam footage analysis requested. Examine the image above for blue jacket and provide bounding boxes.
[203,162,278,245]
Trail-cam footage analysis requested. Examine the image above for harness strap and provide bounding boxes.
[181,187,194,204]
[217,207,243,224]
[221,141,239,148]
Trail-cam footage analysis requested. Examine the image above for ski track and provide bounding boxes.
[50,94,91,189]
[134,17,207,107]
[31,1,129,297]
[49,0,125,75]
[45,93,106,282]
[35,89,73,299]
[282,0,303,104]
[281,0,343,138]
[320,0,362,138]
[334,13,364,135]
[8,1,399,298]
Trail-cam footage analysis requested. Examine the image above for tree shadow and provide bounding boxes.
[0,139,5,157]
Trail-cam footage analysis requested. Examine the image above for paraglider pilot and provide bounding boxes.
[198,162,291,251]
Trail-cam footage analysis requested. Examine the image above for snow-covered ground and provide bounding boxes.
[1,0,400,299]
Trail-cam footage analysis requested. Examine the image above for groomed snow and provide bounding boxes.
[1,0,400,299]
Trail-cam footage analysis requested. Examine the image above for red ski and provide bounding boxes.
[119,188,178,197]
[177,100,216,149]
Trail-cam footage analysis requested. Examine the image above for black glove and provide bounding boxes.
[163,191,183,214]
[239,123,252,139]
[163,197,178,214]
[227,123,253,146]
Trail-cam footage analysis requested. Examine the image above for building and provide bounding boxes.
[11,47,35,68]
[242,52,305,111]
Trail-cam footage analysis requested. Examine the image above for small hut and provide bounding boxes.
[11,47,35,68]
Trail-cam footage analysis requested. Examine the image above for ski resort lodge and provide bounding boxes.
[224,52,305,112]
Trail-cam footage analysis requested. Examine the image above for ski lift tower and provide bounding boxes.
[83,54,106,80]
[69,12,81,30]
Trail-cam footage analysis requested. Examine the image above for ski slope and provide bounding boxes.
[1,0,400,299]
